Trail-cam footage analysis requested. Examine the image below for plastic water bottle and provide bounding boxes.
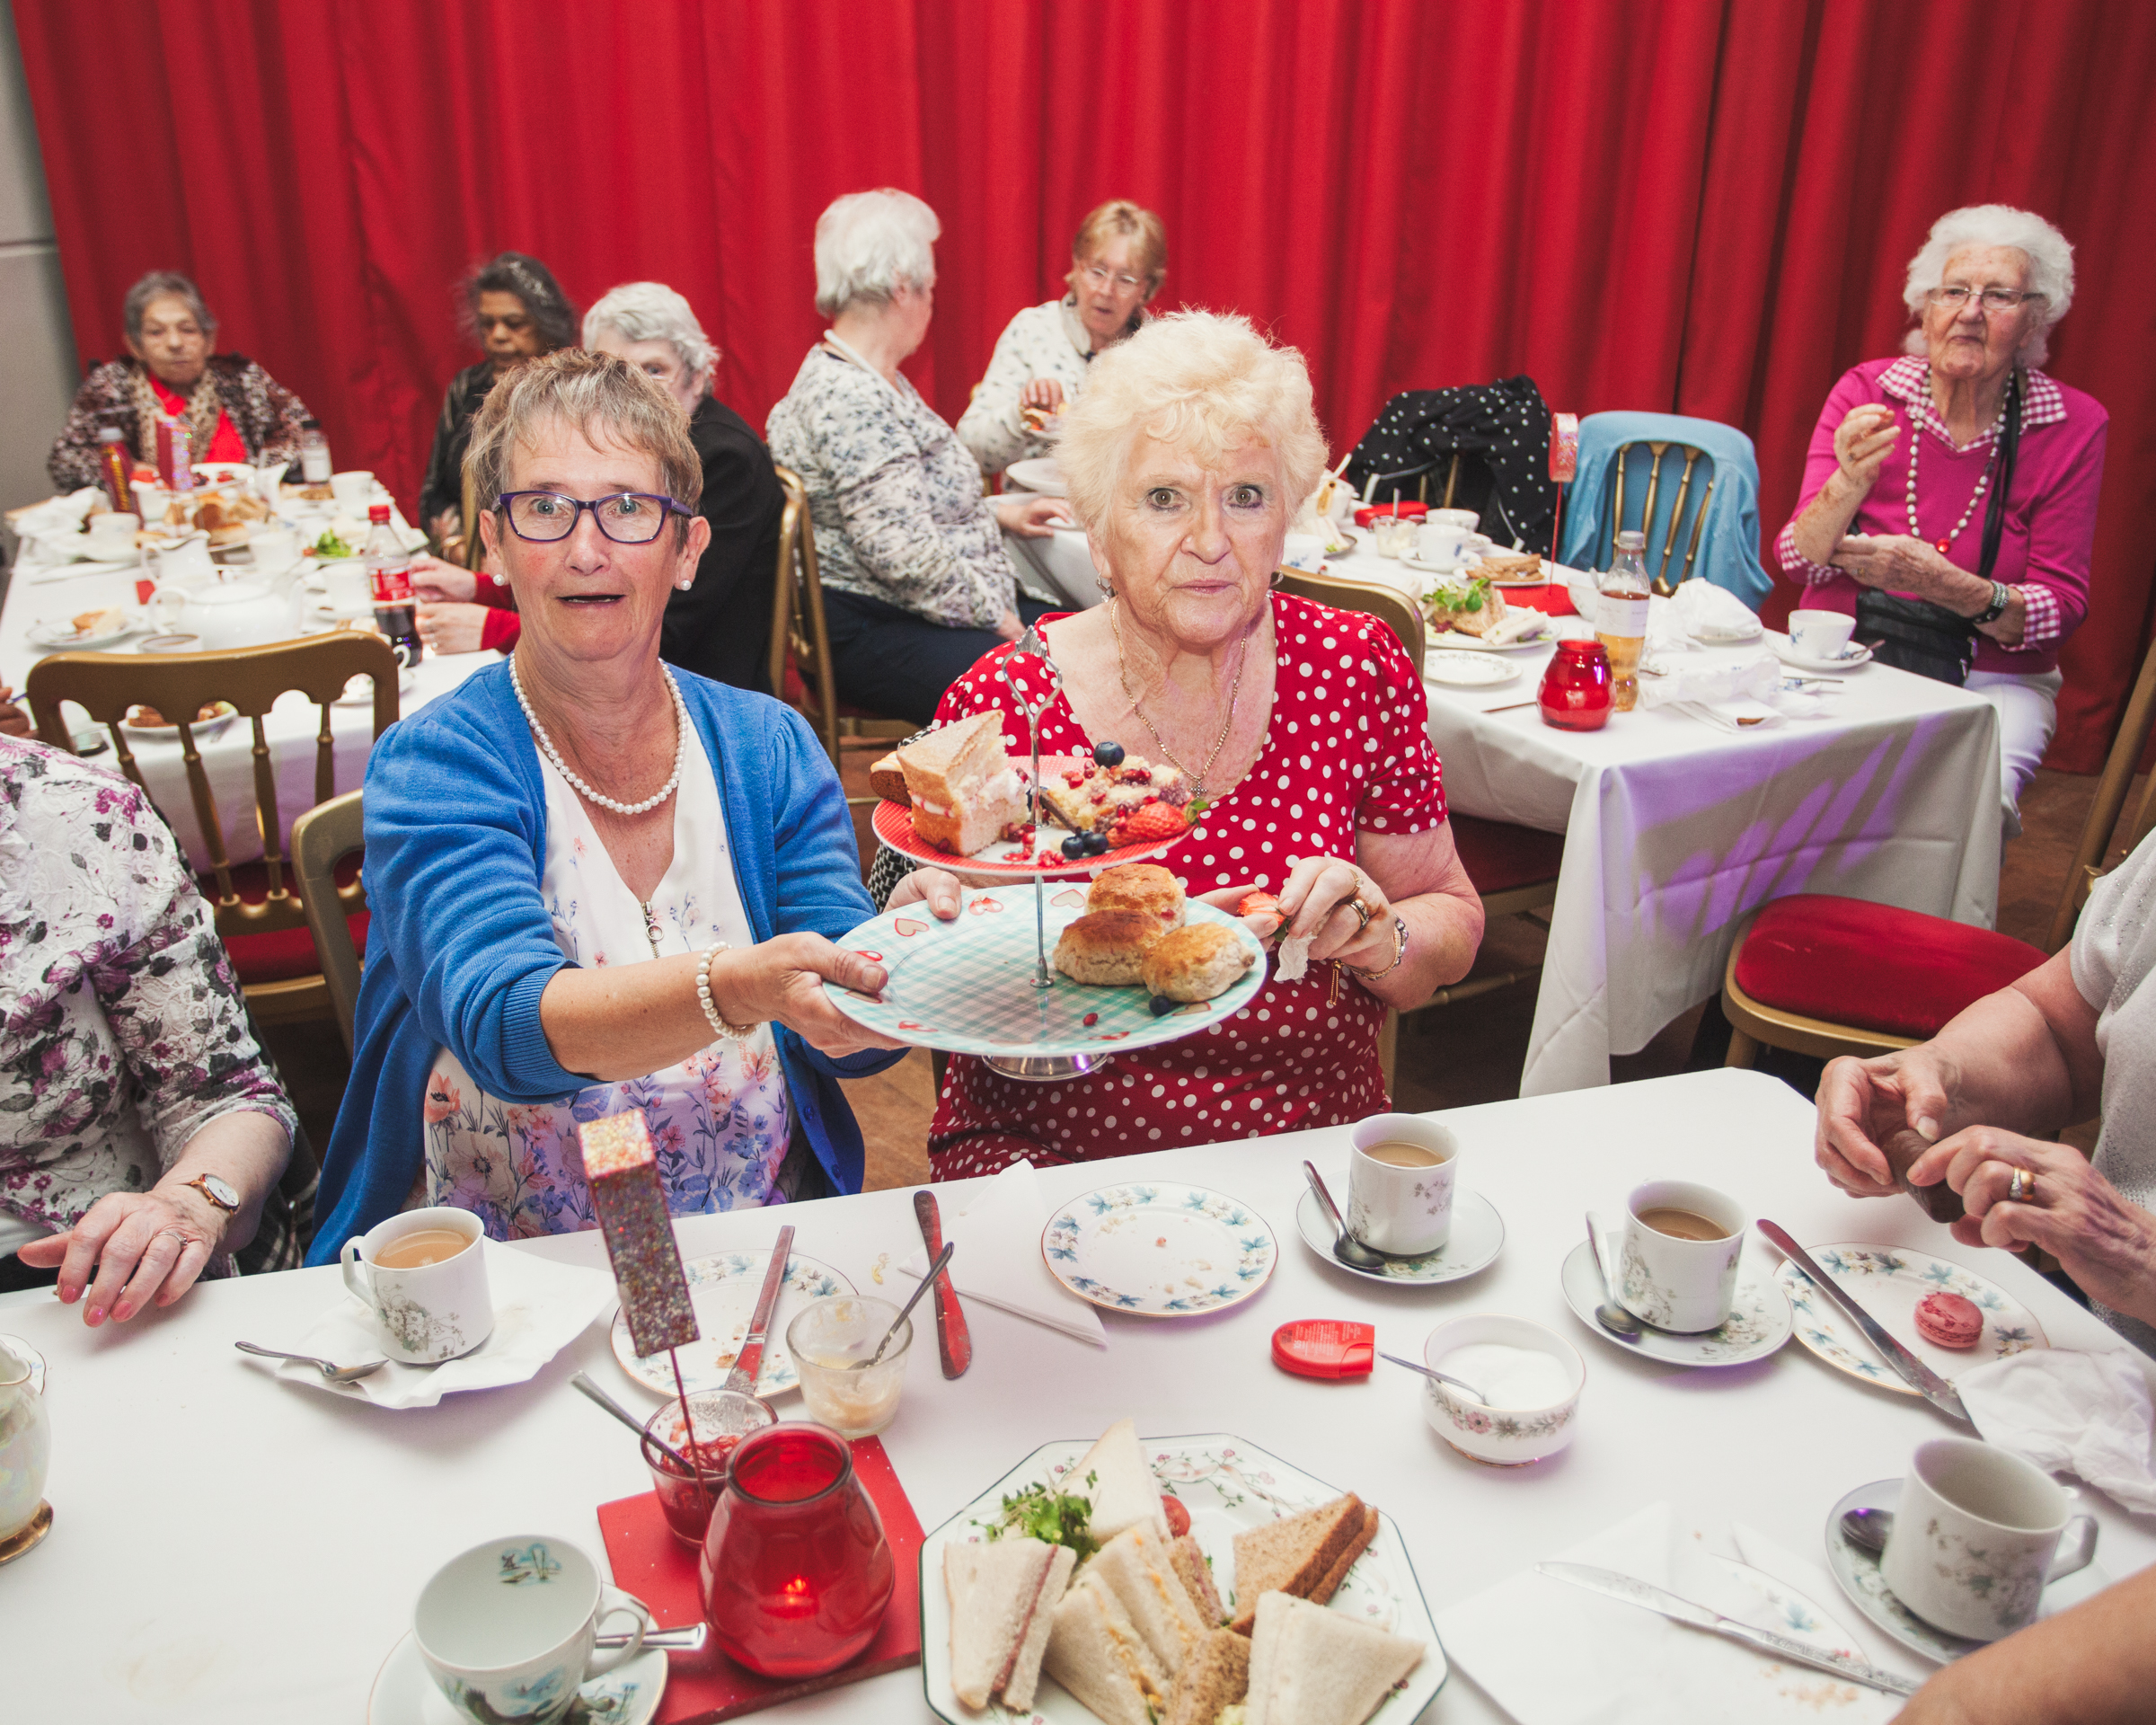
[1595,529,1651,712]
[297,418,332,485]
[364,503,421,668]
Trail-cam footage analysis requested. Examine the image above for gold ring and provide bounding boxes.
[2009,1167,2034,1204]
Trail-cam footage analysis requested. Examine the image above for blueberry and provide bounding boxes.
[1061,833,1088,860]
[1082,829,1112,855]
[1149,995,1179,1016]
[1092,739,1126,768]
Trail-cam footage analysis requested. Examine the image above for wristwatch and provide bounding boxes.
[1973,580,2011,625]
[182,1172,240,1214]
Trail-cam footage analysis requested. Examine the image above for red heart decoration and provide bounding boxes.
[969,897,1004,915]
[1050,889,1086,908]
[893,918,926,937]
[854,949,883,963]
[897,1020,926,1031]
[1096,1031,1130,1041]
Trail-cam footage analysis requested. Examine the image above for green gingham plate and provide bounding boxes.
[1042,1181,1277,1315]
[822,884,1267,1058]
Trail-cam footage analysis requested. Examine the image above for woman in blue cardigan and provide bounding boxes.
[310,349,941,1260]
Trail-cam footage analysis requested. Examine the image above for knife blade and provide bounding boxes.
[914,1189,972,1378]
[1756,1219,1972,1423]
[1537,1562,1920,1698]
[725,1223,795,1395]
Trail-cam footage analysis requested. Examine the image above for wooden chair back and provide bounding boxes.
[772,464,841,762]
[2047,629,2156,951]
[291,788,367,1053]
[1272,566,1427,664]
[1600,439,1715,596]
[25,632,401,957]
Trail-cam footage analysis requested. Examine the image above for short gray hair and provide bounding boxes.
[813,189,939,319]
[464,348,702,528]
[1903,204,2075,366]
[124,270,215,342]
[583,282,719,393]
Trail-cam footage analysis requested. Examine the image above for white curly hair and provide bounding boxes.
[812,189,939,319]
[582,282,719,394]
[1902,204,2075,367]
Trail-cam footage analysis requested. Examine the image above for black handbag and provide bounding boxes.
[1854,371,2021,686]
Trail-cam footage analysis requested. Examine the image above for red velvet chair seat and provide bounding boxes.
[1733,894,2044,1042]
[202,856,367,987]
[1448,813,1566,894]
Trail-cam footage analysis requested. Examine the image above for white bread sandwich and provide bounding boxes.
[1228,1493,1369,1633]
[945,1535,1077,1712]
[1041,1570,1169,1725]
[1087,1524,1211,1681]
[1139,924,1256,1004]
[897,712,1029,855]
[1054,910,1167,986]
[1087,862,1185,928]
[1164,1626,1251,1725]
[1171,1533,1225,1627]
[1073,1416,1171,1544]
[1241,1590,1425,1725]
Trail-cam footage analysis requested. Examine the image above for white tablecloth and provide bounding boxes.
[1002,523,1103,611]
[3,1069,2145,1722]
[1424,619,2001,1096]
[1,549,496,871]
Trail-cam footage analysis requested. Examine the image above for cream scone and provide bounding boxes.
[1086,863,1185,929]
[1053,912,1165,986]
[1139,924,1255,1003]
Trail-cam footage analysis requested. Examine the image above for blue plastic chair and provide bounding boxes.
[1557,412,1770,608]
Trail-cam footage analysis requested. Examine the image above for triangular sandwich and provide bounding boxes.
[1228,1493,1367,1633]
[944,1536,1077,1712]
[1307,1502,1380,1606]
[1040,1570,1169,1725]
[1087,1525,1209,1680]
[1171,1532,1225,1626]
[1163,1626,1251,1725]
[1241,1590,1424,1725]
[1074,1416,1171,1544]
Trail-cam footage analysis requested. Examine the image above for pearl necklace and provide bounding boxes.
[509,656,687,817]
[1905,372,2007,556]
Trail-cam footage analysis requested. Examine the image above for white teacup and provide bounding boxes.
[1788,607,1857,660]
[1281,532,1327,573]
[248,526,300,577]
[1416,516,1480,568]
[1618,1181,1745,1332]
[1882,1438,2098,1641]
[84,512,139,555]
[329,469,376,509]
[417,1535,649,1725]
[318,557,373,611]
[1347,1113,1458,1255]
[340,1206,492,1364]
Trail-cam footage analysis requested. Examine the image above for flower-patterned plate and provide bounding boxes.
[1560,1237,1793,1367]
[918,1430,1446,1725]
[1822,1478,2111,1665]
[824,885,1267,1060]
[608,1249,853,1400]
[1042,1182,1277,1316]
[367,1630,666,1724]
[1775,1244,2046,1397]
[1294,1181,1505,1284]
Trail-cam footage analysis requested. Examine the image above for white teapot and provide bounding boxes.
[148,573,297,651]
[0,1336,48,1552]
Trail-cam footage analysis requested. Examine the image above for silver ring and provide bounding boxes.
[2008,1167,2031,1203]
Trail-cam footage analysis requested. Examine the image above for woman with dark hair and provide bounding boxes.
[47,270,313,490]
[417,252,579,555]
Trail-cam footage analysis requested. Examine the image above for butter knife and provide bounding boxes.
[725,1224,794,1395]
[1537,1562,1920,1697]
[1756,1220,1972,1423]
[914,1189,972,1378]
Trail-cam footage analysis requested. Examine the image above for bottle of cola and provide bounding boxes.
[364,503,421,668]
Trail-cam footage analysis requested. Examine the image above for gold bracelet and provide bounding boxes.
[694,942,761,1041]
[1348,916,1409,981]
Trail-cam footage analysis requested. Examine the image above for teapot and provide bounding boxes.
[0,1335,49,1559]
[148,573,297,651]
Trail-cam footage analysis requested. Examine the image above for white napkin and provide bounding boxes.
[1437,1501,1904,1724]
[256,1243,614,1410]
[10,488,100,540]
[1673,581,1764,640]
[1639,650,1780,710]
[894,1161,1107,1346]
[1957,1346,2156,1514]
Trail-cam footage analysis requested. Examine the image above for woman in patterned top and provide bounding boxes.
[892,312,1486,1176]
[1779,205,2107,827]
[764,189,1068,723]
[957,199,1167,478]
[0,735,298,1319]
[46,271,313,491]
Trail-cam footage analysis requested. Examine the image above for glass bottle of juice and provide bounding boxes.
[94,427,133,513]
[1595,529,1651,712]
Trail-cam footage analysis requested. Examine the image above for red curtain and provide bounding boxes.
[16,0,2153,767]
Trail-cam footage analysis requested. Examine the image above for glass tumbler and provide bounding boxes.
[785,1296,911,1439]
[641,1389,776,1550]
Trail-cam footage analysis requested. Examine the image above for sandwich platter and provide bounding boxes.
[920,1432,1447,1725]
[825,886,1267,1064]
[871,796,1181,878]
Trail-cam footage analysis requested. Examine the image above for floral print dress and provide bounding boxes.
[420,727,791,1240]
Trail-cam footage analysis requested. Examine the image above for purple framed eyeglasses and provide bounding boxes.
[497,491,693,544]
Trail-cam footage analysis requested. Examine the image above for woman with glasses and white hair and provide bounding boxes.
[1779,205,2108,826]
[765,188,1067,723]
[47,270,313,490]
[308,349,924,1255]
[957,199,1168,476]
[414,282,786,694]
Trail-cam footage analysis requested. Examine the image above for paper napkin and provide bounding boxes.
[1958,1346,2156,1514]
[257,1243,614,1410]
[1437,1501,1907,1724]
[893,1161,1107,1347]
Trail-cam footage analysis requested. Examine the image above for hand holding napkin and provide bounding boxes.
[894,1160,1107,1346]
[1958,1346,2156,1514]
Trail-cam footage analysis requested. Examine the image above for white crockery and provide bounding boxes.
[1618,1180,1745,1333]
[340,1206,493,1366]
[1348,1112,1458,1255]
[1416,509,1481,569]
[330,469,378,508]
[147,574,296,651]
[1420,1314,1584,1465]
[0,1335,50,1545]
[1788,608,1857,660]
[1281,532,1327,572]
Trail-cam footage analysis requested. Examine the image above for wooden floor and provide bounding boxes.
[260,757,2126,1195]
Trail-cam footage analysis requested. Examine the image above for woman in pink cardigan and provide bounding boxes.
[1777,204,2107,831]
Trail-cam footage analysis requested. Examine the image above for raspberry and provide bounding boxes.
[1082,1012,1099,1026]
[1110,801,1189,846]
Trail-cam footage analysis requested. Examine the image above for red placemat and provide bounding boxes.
[1501,583,1576,617]
[596,1436,924,1723]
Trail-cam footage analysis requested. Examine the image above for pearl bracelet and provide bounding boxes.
[694,942,761,1041]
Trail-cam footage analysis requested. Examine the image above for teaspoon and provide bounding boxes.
[1377,1351,1491,1404]
[1303,1161,1387,1269]
[234,1340,387,1384]
[869,1241,954,1367]
[1584,1214,1643,1340]
[1841,1508,1894,1553]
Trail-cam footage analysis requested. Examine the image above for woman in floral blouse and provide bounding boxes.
[0,736,297,1322]
[765,189,1067,723]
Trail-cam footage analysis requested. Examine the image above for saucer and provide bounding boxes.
[1294,1184,1505,1284]
[1823,1479,2110,1665]
[367,1629,667,1724]
[1559,1237,1793,1367]
[1425,651,1522,689]
[1772,634,1873,674]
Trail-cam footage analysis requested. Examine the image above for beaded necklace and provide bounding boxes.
[1905,369,2008,556]
[509,656,687,818]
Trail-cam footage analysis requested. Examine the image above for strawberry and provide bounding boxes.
[1110,801,1189,846]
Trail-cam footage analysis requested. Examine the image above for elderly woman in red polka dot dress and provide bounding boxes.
[891,311,1485,1176]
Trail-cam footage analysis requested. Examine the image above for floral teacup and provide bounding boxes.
[1618,1180,1745,1333]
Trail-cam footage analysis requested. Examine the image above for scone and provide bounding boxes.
[1140,924,1254,1003]
[1053,912,1166,986]
[1087,863,1185,929]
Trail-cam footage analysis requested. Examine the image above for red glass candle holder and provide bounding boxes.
[1539,639,1613,730]
[699,1422,895,1678]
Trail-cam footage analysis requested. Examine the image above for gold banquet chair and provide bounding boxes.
[26,632,401,1026]
[292,789,368,1054]
[1595,437,1716,597]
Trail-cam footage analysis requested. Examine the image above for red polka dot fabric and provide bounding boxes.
[926,591,1448,1179]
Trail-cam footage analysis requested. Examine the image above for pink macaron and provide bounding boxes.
[1914,1290,1984,1349]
